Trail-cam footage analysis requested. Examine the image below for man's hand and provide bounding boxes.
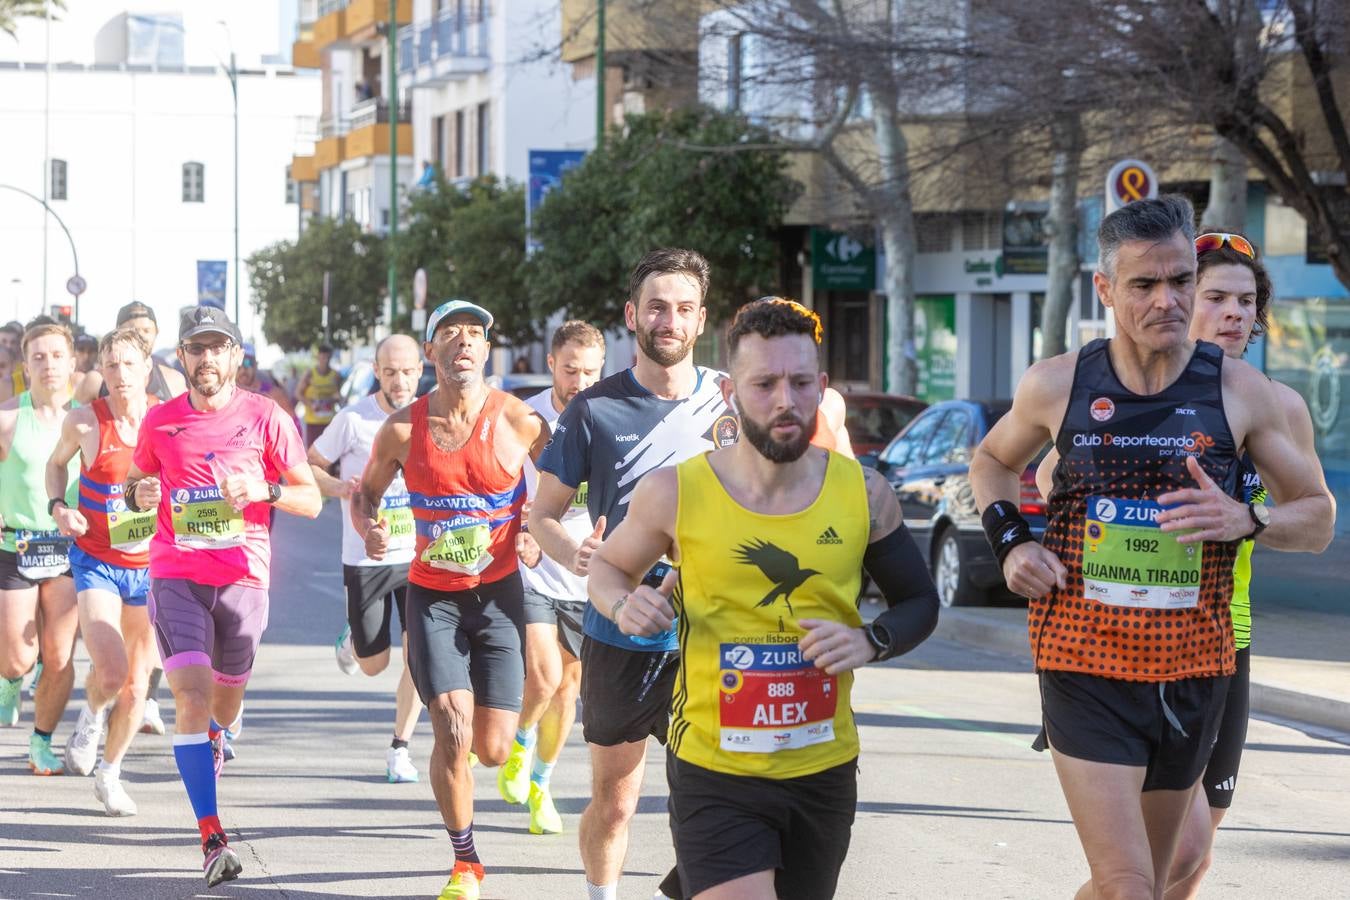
[133,477,162,513]
[221,473,266,511]
[1002,541,1067,599]
[615,569,676,637]
[571,515,606,577]
[364,519,389,560]
[799,620,874,675]
[1156,456,1252,544]
[517,531,542,568]
[341,476,361,499]
[53,504,89,538]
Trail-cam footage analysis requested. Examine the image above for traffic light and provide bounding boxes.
[51,305,73,324]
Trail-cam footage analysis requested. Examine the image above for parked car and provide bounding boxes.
[842,391,928,457]
[489,372,553,400]
[870,399,1047,607]
[339,360,438,408]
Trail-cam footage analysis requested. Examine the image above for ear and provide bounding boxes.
[1093,271,1113,310]
[546,354,556,374]
[623,300,637,333]
[721,375,739,416]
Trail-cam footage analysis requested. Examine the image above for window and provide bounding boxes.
[432,114,446,171]
[727,34,743,110]
[881,410,943,469]
[182,162,204,203]
[921,411,970,465]
[961,212,1001,251]
[916,214,953,253]
[453,109,466,178]
[49,159,67,201]
[476,101,490,176]
[285,166,297,204]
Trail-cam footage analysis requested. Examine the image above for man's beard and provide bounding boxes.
[637,324,694,368]
[191,364,229,397]
[381,387,412,409]
[740,411,811,463]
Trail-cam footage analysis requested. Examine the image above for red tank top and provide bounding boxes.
[405,390,526,592]
[811,408,837,450]
[77,398,158,568]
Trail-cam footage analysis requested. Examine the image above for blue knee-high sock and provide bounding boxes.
[173,733,218,822]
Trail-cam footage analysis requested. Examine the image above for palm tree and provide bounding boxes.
[0,0,63,39]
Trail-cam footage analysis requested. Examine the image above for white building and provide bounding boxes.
[0,1,320,347]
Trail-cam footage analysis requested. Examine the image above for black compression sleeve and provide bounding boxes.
[863,524,940,661]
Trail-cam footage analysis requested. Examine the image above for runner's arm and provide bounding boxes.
[822,387,854,458]
[123,461,161,513]
[306,444,351,498]
[1269,380,1336,517]
[73,370,103,405]
[1036,448,1059,501]
[352,413,408,539]
[0,401,20,463]
[294,369,311,406]
[589,468,678,631]
[529,473,585,567]
[272,461,322,518]
[45,411,91,535]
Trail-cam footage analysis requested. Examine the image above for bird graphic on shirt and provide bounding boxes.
[733,539,819,616]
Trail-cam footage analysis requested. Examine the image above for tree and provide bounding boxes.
[397,176,535,347]
[0,0,62,38]
[247,218,386,351]
[526,107,801,329]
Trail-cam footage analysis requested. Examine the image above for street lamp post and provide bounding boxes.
[230,50,239,326]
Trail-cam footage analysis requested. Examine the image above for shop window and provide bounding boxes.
[916,214,953,253]
[50,159,67,201]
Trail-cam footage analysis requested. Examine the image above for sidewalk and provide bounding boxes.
[930,601,1350,735]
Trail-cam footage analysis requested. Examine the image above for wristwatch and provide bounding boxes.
[265,482,283,504]
[47,497,68,516]
[1244,501,1270,540]
[864,622,893,662]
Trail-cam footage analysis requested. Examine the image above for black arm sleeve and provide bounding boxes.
[862,524,940,661]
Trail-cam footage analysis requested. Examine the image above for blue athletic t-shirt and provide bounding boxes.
[537,366,740,651]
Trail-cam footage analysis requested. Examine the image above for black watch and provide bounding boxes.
[864,622,893,662]
[47,497,68,516]
[265,482,283,504]
[1244,501,1270,540]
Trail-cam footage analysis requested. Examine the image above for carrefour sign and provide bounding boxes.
[812,228,876,291]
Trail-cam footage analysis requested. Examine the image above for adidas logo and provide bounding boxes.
[1213,776,1236,792]
[817,526,843,545]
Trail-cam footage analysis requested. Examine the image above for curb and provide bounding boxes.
[934,608,1350,736]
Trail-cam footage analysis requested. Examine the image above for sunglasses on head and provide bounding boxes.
[1195,232,1255,259]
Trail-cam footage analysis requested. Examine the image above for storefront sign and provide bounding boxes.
[915,295,957,402]
[1105,159,1159,213]
[812,228,876,292]
[1002,211,1048,276]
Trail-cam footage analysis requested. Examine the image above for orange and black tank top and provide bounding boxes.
[404,390,526,592]
[77,397,158,568]
[1040,339,1240,682]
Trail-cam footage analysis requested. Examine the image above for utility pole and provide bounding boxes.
[230,49,240,327]
[595,0,606,146]
[387,0,399,320]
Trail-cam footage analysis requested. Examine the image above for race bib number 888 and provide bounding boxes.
[718,642,837,753]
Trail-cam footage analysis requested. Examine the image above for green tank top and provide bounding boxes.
[1230,457,1264,651]
[0,393,79,554]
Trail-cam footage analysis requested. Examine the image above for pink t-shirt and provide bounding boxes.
[133,387,305,588]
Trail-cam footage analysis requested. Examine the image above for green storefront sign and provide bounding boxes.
[915,295,957,402]
[812,228,876,291]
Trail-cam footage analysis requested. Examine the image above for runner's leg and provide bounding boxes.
[0,586,40,679]
[33,576,78,734]
[520,623,563,730]
[395,636,419,741]
[1139,784,1199,899]
[78,588,129,715]
[1051,750,1155,900]
[580,740,650,886]
[103,602,153,767]
[696,873,775,900]
[1163,792,1226,900]
[535,647,580,775]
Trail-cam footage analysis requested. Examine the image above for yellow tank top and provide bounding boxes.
[669,450,868,779]
[302,367,341,424]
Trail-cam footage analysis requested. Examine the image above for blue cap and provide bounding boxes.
[425,299,493,342]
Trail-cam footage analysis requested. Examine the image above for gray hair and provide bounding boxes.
[1097,195,1197,279]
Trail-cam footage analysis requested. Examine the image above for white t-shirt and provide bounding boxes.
[522,387,592,603]
[311,393,416,568]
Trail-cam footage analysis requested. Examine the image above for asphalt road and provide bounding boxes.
[2,503,1347,898]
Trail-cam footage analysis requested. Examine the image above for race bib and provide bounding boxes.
[170,486,246,549]
[104,488,156,553]
[15,529,72,580]
[718,641,838,753]
[421,516,494,575]
[1081,495,1203,609]
[378,491,415,552]
[571,481,589,509]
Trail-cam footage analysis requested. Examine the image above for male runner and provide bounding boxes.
[48,328,159,814]
[356,299,547,900]
[297,342,342,444]
[970,196,1334,899]
[590,298,939,899]
[0,322,81,774]
[76,301,189,404]
[123,306,321,887]
[529,248,740,899]
[499,320,606,834]
[309,333,423,783]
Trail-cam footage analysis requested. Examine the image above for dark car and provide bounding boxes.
[842,391,928,456]
[870,399,1047,607]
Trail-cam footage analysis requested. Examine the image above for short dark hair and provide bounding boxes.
[1196,232,1273,343]
[1097,194,1197,279]
[550,320,605,354]
[627,248,710,305]
[727,297,823,359]
[1,321,24,337]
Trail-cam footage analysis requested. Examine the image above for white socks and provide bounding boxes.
[586,882,617,900]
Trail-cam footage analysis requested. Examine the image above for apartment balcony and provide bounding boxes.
[313,0,412,52]
[343,97,413,162]
[291,154,319,183]
[398,4,490,85]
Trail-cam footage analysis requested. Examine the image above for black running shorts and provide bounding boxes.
[343,564,409,658]
[580,636,677,746]
[662,752,857,899]
[0,548,71,589]
[1202,646,1250,809]
[522,589,584,660]
[404,572,526,711]
[1035,669,1229,792]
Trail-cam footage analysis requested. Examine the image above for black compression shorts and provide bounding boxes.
[1202,646,1250,808]
[343,564,409,658]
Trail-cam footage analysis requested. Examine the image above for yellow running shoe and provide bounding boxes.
[497,739,531,805]
[437,861,483,900]
[528,782,562,835]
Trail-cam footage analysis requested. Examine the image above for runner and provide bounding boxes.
[529,248,740,900]
[308,333,423,784]
[0,346,18,404]
[0,321,81,775]
[589,298,938,899]
[122,306,321,887]
[499,320,606,834]
[296,342,342,444]
[74,333,98,374]
[47,328,159,814]
[1,321,26,396]
[76,301,189,403]
[970,196,1335,898]
[355,300,547,900]
[238,343,297,420]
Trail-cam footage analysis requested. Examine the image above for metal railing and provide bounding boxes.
[299,0,320,24]
[398,1,489,74]
[317,0,347,16]
[349,97,411,130]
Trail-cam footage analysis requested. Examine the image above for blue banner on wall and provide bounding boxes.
[197,260,228,310]
[526,150,586,253]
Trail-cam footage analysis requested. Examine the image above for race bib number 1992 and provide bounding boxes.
[1082,495,1202,609]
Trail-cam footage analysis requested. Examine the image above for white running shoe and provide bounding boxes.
[94,767,138,816]
[139,698,166,735]
[63,706,105,776]
[335,625,359,675]
[386,745,420,783]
